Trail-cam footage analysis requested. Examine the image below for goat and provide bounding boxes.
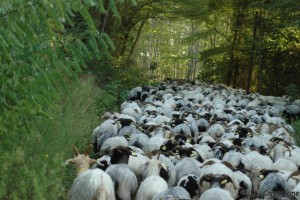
[65,145,116,200]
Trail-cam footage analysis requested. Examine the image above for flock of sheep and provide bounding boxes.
[65,79,300,200]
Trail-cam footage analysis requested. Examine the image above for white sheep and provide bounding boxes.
[152,186,191,200]
[136,158,169,200]
[200,187,234,200]
[105,164,138,200]
[135,176,168,200]
[99,136,128,156]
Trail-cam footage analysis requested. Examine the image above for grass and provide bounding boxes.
[0,75,115,200]
[292,119,300,145]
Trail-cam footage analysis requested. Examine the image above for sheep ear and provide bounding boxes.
[259,175,264,179]
[130,151,137,157]
[201,160,215,168]
[222,161,235,171]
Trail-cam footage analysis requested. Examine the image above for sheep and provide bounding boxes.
[127,86,143,101]
[273,158,298,172]
[92,118,120,153]
[87,79,300,200]
[177,174,200,199]
[174,157,202,183]
[118,125,142,138]
[152,186,191,200]
[135,176,168,200]
[193,143,213,159]
[105,164,138,200]
[151,153,176,186]
[199,162,238,198]
[184,113,200,138]
[283,104,300,123]
[143,133,167,152]
[199,187,234,200]
[136,157,169,200]
[292,182,300,200]
[99,136,128,156]
[92,155,111,171]
[109,146,149,179]
[206,123,225,140]
[195,117,210,132]
[233,170,252,199]
[222,150,243,168]
[65,146,116,200]
[141,158,169,181]
[242,151,273,173]
[128,133,149,150]
[121,107,142,122]
[258,170,291,200]
[173,146,205,163]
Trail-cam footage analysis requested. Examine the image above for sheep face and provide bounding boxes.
[110,146,136,164]
[159,139,179,152]
[200,173,236,189]
[178,174,199,198]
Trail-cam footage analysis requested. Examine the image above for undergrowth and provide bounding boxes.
[0,75,117,200]
[292,120,300,145]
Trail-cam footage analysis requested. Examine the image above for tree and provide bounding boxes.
[0,0,119,137]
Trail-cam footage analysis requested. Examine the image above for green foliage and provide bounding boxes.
[96,80,124,114]
[150,62,158,71]
[0,76,104,199]
[0,0,116,137]
[283,84,300,101]
[292,120,300,146]
[92,59,149,114]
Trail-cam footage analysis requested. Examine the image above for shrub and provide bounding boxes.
[0,76,107,200]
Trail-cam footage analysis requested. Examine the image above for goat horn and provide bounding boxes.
[221,161,236,171]
[221,174,238,190]
[283,143,292,157]
[72,145,80,156]
[200,160,216,168]
[199,173,214,186]
[267,140,280,155]
[231,145,242,152]
[96,160,104,167]
[157,150,161,160]
[168,151,182,160]
[84,144,93,156]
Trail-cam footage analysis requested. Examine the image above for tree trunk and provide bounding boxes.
[127,13,149,63]
[227,14,239,86]
[246,11,259,92]
[258,9,264,93]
